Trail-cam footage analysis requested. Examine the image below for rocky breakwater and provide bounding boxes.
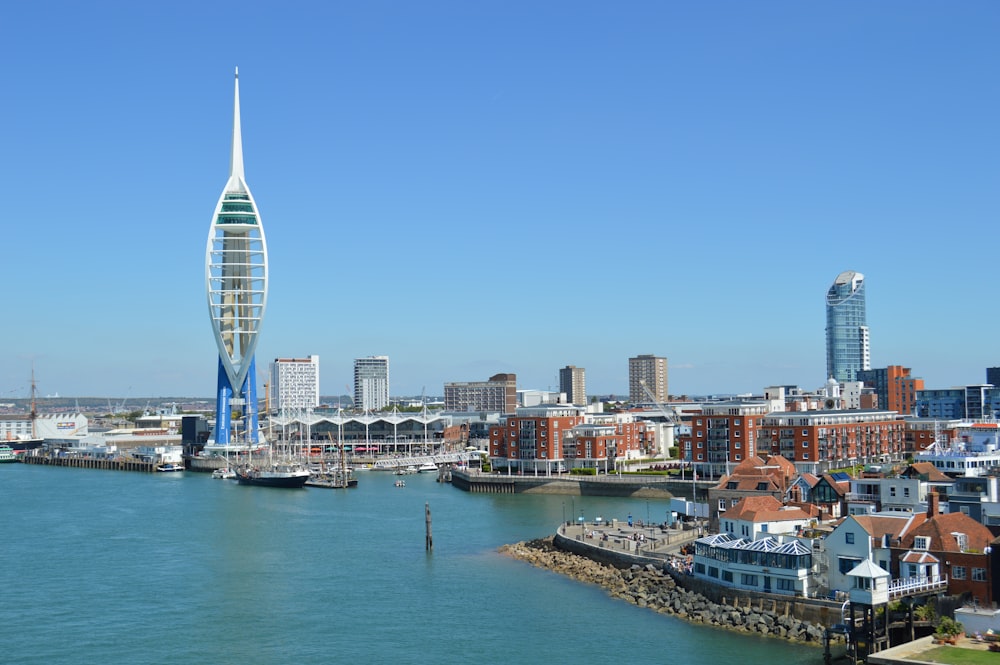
[500,537,830,645]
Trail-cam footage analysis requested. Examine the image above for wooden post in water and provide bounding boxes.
[425,502,433,551]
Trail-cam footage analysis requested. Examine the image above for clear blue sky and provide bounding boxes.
[2,2,998,400]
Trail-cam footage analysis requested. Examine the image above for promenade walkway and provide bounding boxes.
[557,518,703,565]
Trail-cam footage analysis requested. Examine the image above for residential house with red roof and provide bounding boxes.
[693,495,815,596]
[892,492,995,605]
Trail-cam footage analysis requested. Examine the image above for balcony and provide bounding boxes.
[888,575,948,599]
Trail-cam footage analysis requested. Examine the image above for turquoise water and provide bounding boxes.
[2,465,823,664]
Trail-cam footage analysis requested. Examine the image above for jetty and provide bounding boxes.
[20,453,156,473]
[450,468,712,498]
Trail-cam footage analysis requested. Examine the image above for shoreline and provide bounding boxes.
[500,537,832,646]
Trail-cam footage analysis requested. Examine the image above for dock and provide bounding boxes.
[450,468,712,499]
[20,454,157,473]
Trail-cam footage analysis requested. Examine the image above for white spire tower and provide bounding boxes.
[205,68,269,446]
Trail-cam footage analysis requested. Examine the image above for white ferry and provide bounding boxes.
[915,423,1000,477]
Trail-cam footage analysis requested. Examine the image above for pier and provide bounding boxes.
[450,468,712,498]
[20,453,156,473]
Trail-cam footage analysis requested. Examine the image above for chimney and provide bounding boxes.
[927,491,939,517]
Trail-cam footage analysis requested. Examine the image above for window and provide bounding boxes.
[708,566,719,578]
[731,499,739,507]
[718,499,727,510]
[952,566,967,580]
[722,570,733,583]
[802,430,808,436]
[914,536,929,550]
[777,579,795,591]
[903,487,910,498]
[846,532,855,544]
[803,454,809,460]
[890,487,896,497]
[839,557,862,575]
[735,441,741,448]
[741,574,758,586]
[694,562,705,575]
[973,568,987,582]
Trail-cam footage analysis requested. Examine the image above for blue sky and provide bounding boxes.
[2,2,998,400]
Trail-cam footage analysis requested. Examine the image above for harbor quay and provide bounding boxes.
[20,452,156,473]
[450,467,712,499]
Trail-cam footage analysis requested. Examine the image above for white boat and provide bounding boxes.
[155,463,184,472]
[395,466,417,475]
[0,445,17,463]
[212,467,236,479]
[417,462,438,473]
[394,479,405,487]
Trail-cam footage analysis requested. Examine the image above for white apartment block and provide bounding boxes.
[354,356,389,412]
[271,355,320,412]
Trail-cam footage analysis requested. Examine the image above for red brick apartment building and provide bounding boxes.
[760,409,905,467]
[489,406,651,472]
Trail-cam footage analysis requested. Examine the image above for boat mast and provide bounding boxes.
[30,364,38,440]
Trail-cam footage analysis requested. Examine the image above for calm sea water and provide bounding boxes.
[2,465,823,664]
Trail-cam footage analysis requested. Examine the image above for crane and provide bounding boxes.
[638,379,678,458]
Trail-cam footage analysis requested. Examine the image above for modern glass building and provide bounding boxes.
[825,271,869,382]
[205,69,268,447]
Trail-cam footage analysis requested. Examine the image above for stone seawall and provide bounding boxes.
[501,537,837,646]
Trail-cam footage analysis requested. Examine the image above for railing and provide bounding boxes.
[846,492,879,502]
[888,574,948,599]
[371,452,481,469]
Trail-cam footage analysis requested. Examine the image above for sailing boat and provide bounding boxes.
[234,430,309,488]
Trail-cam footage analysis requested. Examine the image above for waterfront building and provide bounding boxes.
[718,495,813,541]
[845,465,952,516]
[487,406,653,474]
[693,401,769,476]
[948,474,1000,528]
[351,356,389,412]
[271,355,320,412]
[559,365,586,406]
[488,404,586,474]
[786,472,849,519]
[0,412,88,442]
[205,69,268,447]
[693,496,814,598]
[271,409,450,451]
[824,512,919,596]
[857,365,924,416]
[892,493,995,605]
[760,409,905,473]
[825,270,869,382]
[445,373,517,414]
[628,354,668,405]
[707,455,797,531]
[914,384,1000,420]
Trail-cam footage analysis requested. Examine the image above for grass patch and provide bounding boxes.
[918,646,999,664]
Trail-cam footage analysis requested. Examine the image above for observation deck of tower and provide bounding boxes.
[205,68,269,447]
